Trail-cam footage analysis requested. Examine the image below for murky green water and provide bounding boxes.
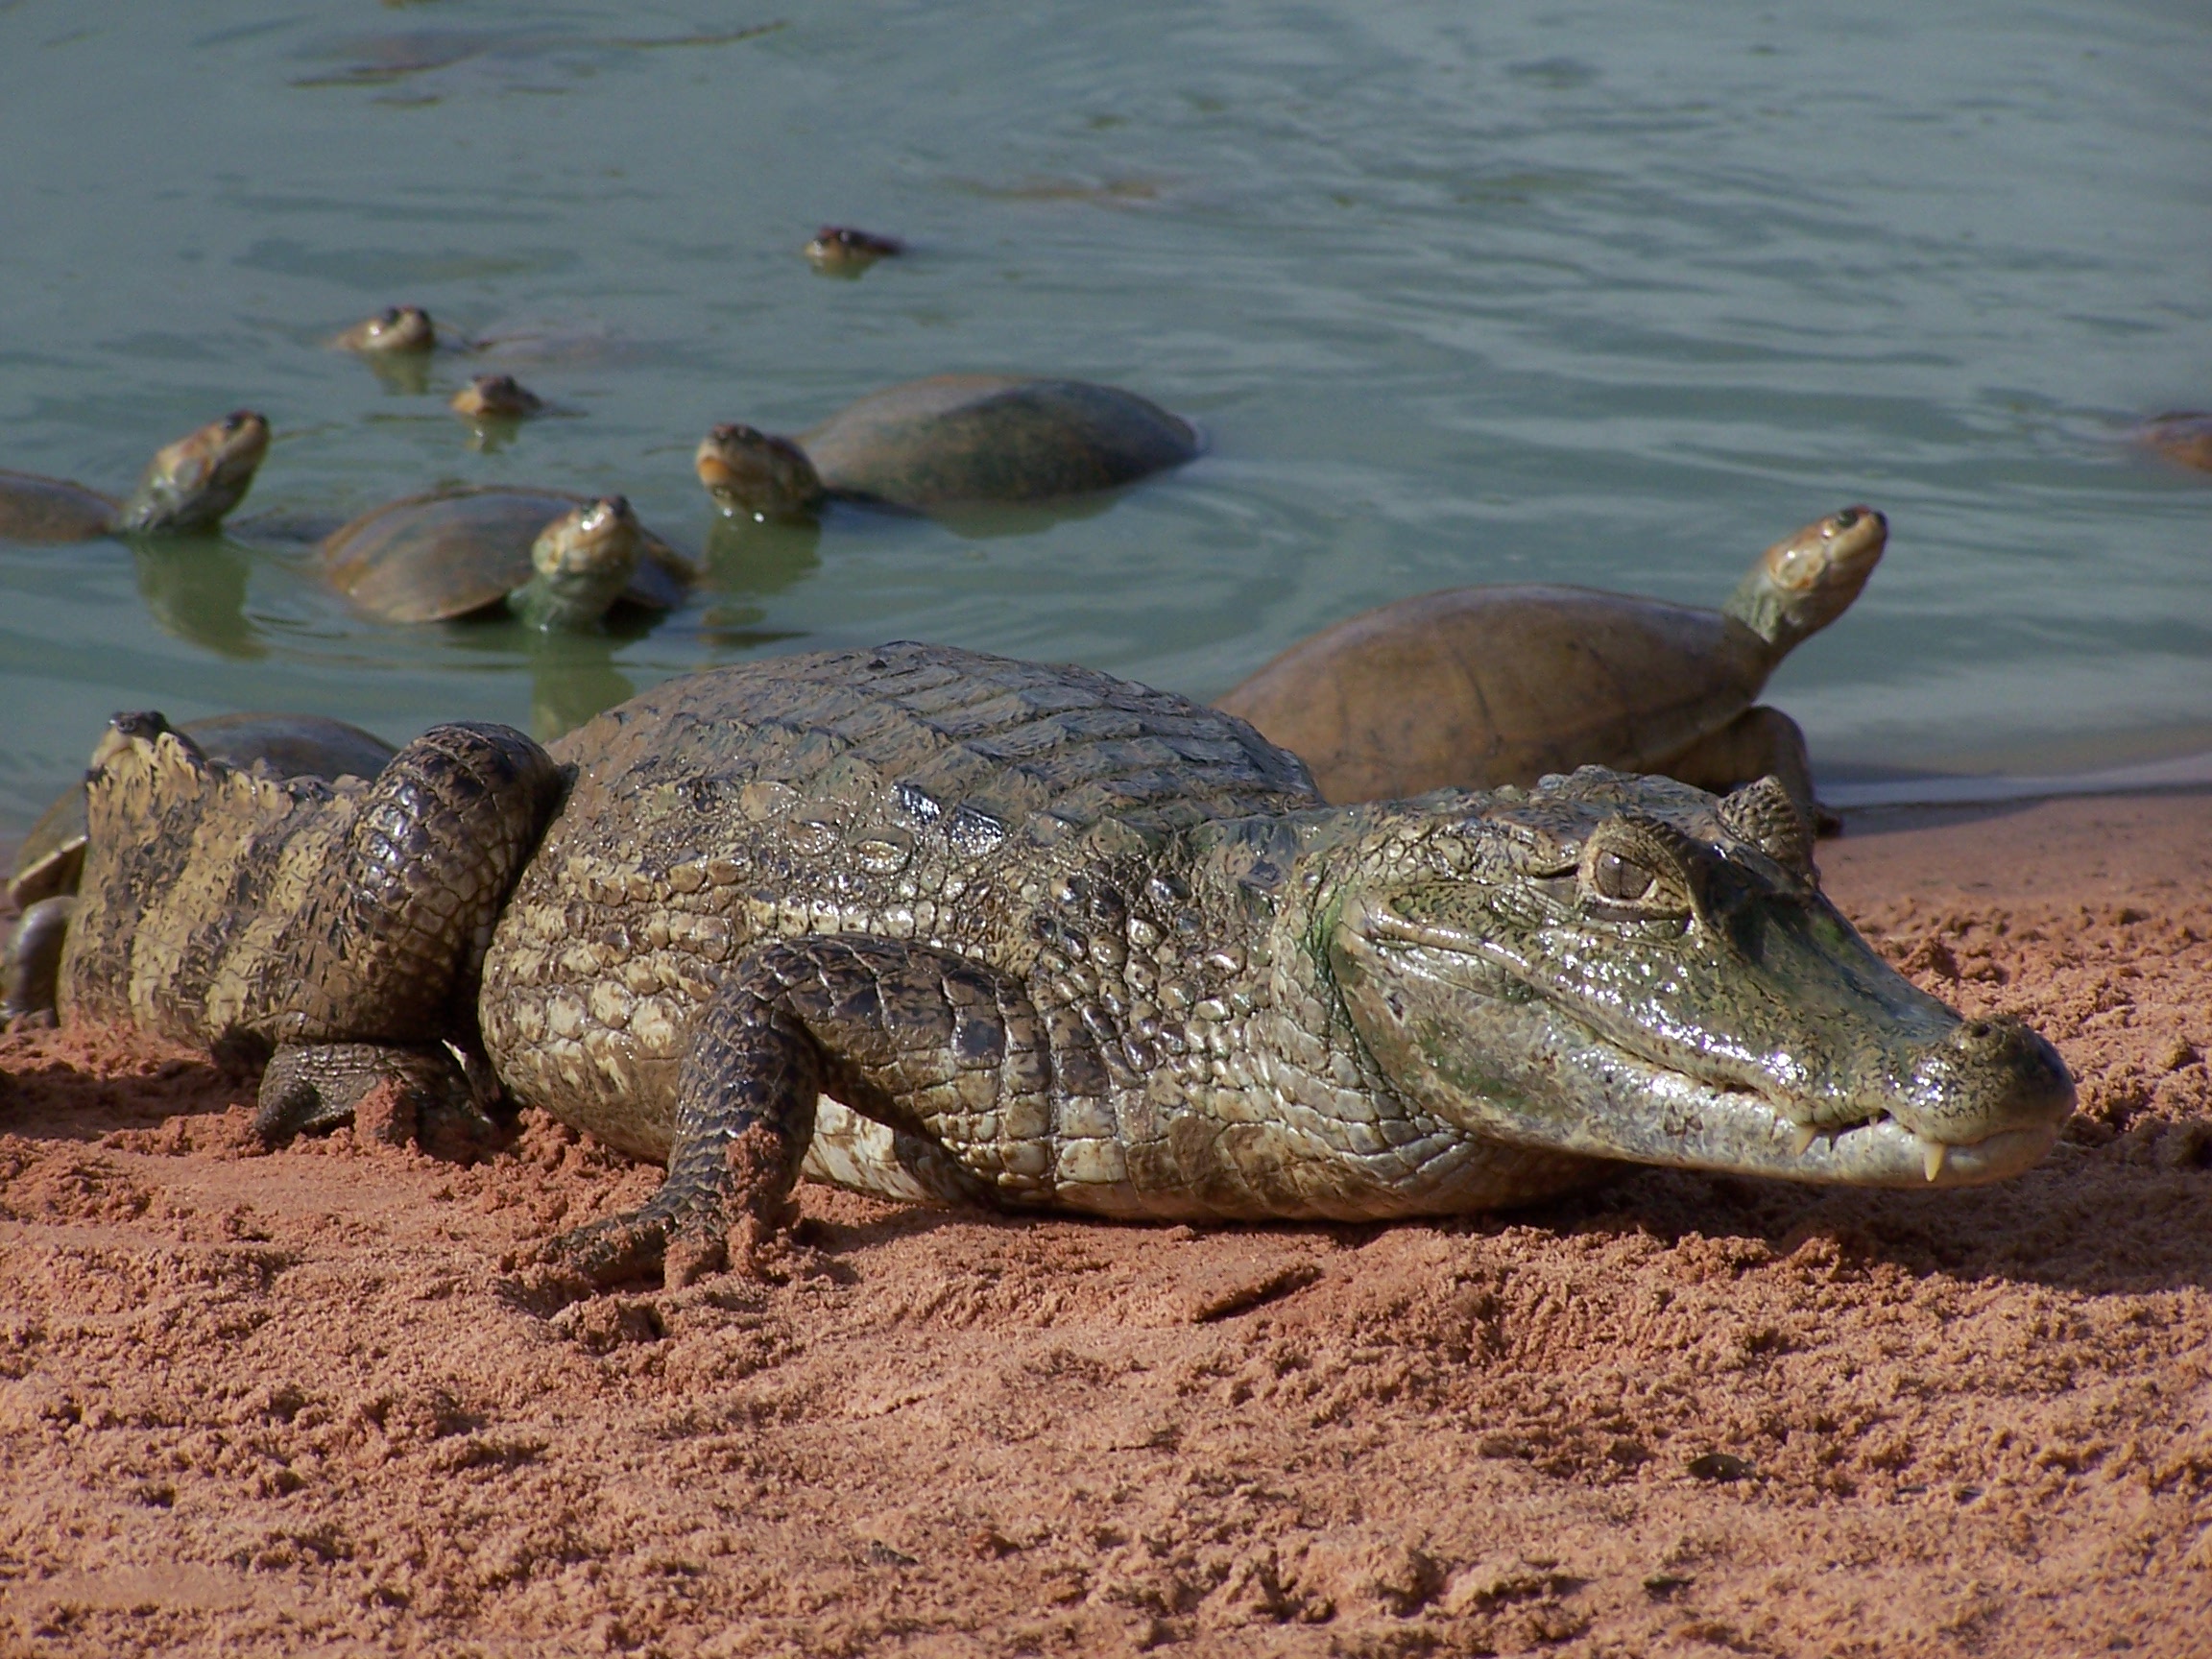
[3,0,2208,834]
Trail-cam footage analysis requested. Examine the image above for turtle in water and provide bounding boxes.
[449,373,548,452]
[4,710,397,1024]
[2136,412,2212,474]
[449,373,545,421]
[330,304,438,354]
[0,411,271,543]
[321,491,690,629]
[804,226,904,275]
[1214,507,1888,825]
[693,374,1202,520]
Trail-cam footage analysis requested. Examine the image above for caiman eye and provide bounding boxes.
[1593,850,1655,902]
[1576,816,1696,920]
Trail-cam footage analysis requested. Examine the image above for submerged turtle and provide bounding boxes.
[1214,507,1887,821]
[694,374,1202,519]
[9,710,397,910]
[321,490,689,628]
[2137,412,2212,473]
[804,226,904,274]
[330,304,438,354]
[0,411,270,542]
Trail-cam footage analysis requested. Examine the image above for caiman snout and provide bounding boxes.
[1902,1013,2076,1150]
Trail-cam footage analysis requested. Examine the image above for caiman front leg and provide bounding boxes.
[253,721,564,1156]
[256,1042,502,1161]
[543,936,1060,1289]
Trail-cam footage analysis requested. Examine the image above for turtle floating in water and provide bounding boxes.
[2136,412,2212,474]
[320,490,691,629]
[694,374,1202,520]
[0,412,271,542]
[804,226,904,275]
[1215,507,1887,824]
[3,711,396,1024]
[330,304,439,354]
[449,373,545,421]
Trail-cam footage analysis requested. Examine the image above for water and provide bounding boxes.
[3,0,2208,835]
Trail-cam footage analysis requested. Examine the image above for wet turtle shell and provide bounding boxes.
[0,412,271,543]
[319,487,693,624]
[1214,507,1887,811]
[695,374,1201,518]
[9,710,397,909]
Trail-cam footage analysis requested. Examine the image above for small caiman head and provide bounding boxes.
[1310,768,2073,1190]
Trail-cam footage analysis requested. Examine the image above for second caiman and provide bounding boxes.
[57,643,2075,1286]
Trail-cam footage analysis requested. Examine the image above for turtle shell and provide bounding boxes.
[801,375,1201,509]
[320,488,693,623]
[9,711,397,909]
[1215,586,1772,805]
[0,471,117,543]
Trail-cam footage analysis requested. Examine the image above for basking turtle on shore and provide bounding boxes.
[3,710,397,1024]
[694,374,1201,519]
[330,305,438,354]
[0,412,271,542]
[1215,507,1887,823]
[2137,412,2212,473]
[321,491,687,629]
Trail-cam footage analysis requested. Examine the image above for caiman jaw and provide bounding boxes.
[1339,889,2075,1191]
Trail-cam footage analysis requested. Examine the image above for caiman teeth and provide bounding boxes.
[1921,1137,1948,1183]
[1790,1124,1819,1158]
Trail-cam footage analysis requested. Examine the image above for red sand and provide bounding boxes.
[2,791,2208,1657]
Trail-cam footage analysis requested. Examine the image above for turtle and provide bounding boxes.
[449,373,545,421]
[330,304,438,354]
[8,709,398,911]
[0,411,271,543]
[804,226,904,275]
[2136,412,2212,474]
[320,491,690,629]
[1214,506,1888,824]
[693,374,1202,520]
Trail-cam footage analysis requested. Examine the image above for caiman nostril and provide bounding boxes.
[1936,1015,2076,1131]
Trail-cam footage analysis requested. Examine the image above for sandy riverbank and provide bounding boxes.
[2,790,2208,1657]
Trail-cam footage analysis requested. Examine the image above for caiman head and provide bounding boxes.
[1312,768,2073,1189]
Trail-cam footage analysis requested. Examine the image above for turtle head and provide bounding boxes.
[513,497,642,631]
[1722,506,1887,656]
[83,712,215,803]
[1311,767,2072,1190]
[450,373,543,420]
[334,304,437,353]
[695,422,826,519]
[111,410,271,536]
[804,226,905,275]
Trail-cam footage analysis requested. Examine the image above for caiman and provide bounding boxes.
[57,643,2075,1286]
